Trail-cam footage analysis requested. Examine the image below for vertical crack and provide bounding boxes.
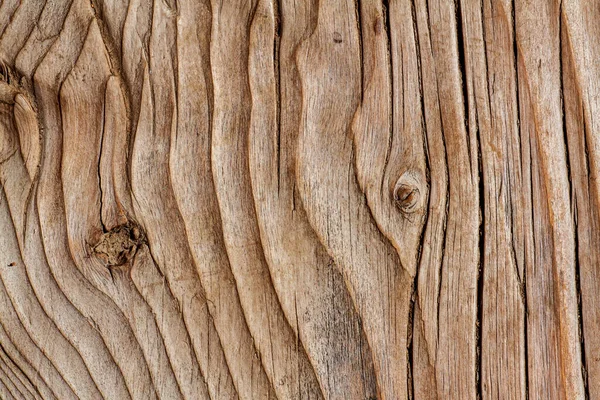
[407,289,415,400]
[274,0,282,195]
[408,0,431,396]
[511,0,530,397]
[379,0,394,199]
[475,94,485,400]
[354,0,364,103]
[454,0,471,169]
[433,87,450,351]
[558,1,572,210]
[579,122,592,400]
[471,1,486,398]
[558,4,590,398]
[572,199,591,400]
[98,93,107,232]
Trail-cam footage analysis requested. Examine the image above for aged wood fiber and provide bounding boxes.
[0,0,596,399]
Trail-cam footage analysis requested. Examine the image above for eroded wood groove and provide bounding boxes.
[0,0,598,399]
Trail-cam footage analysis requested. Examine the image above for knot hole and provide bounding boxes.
[392,171,425,215]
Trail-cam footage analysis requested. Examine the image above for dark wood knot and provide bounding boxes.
[93,222,145,267]
[392,172,424,214]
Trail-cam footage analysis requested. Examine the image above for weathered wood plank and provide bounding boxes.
[0,0,596,399]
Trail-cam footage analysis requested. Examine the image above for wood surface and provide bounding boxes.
[0,0,597,399]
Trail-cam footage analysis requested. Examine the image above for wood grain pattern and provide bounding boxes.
[0,0,596,399]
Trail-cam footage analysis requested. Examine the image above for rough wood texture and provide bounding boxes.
[0,0,596,399]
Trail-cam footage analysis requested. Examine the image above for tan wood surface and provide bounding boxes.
[0,0,597,399]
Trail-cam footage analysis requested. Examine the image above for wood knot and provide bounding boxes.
[92,222,145,267]
[392,172,424,214]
